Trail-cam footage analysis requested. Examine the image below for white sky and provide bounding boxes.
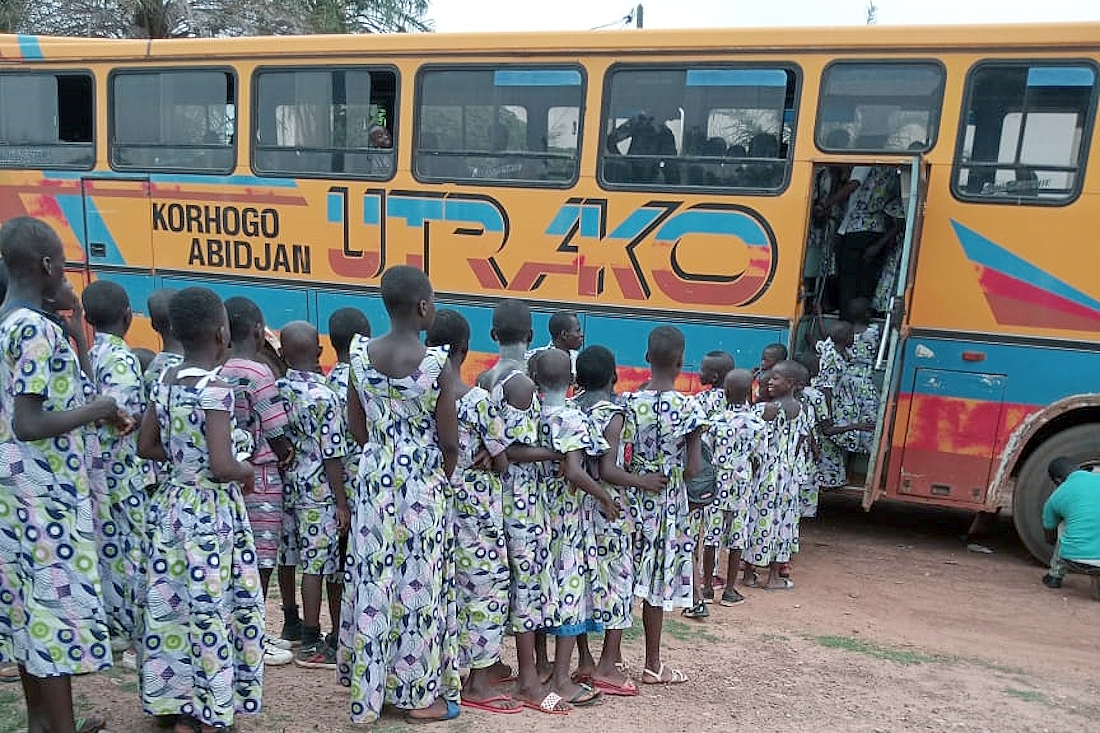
[429,0,1098,32]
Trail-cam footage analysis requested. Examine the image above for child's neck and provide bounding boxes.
[498,342,527,364]
[159,333,184,354]
[4,282,46,311]
[95,321,127,338]
[181,345,222,370]
[647,367,679,391]
[285,360,315,374]
[585,386,613,402]
[541,387,567,407]
[230,337,261,361]
[387,315,424,342]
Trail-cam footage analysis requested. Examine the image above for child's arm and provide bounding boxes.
[598,413,667,494]
[436,360,460,478]
[13,393,118,442]
[346,379,368,447]
[562,449,620,521]
[137,402,167,461]
[323,457,350,534]
[505,444,561,463]
[684,427,704,480]
[206,406,255,490]
[319,395,350,532]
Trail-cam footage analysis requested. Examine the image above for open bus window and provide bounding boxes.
[415,67,584,186]
[816,61,944,153]
[253,68,396,179]
[111,69,235,173]
[953,64,1097,204]
[0,73,93,169]
[600,66,797,192]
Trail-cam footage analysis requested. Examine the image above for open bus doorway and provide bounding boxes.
[794,160,925,497]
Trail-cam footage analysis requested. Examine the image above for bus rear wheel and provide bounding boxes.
[1013,423,1100,565]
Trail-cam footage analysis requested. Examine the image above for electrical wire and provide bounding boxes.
[590,8,635,30]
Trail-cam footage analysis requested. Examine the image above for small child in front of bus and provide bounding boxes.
[276,321,349,669]
[745,361,815,590]
[326,307,372,500]
[82,280,146,668]
[626,326,706,684]
[709,369,767,603]
[753,344,787,403]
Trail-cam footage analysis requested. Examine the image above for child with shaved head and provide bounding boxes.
[276,320,349,669]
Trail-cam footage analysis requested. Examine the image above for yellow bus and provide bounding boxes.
[2,23,1098,561]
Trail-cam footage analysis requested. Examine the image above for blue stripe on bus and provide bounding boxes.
[685,69,788,87]
[1026,66,1095,88]
[44,171,299,188]
[17,35,43,61]
[159,276,312,329]
[655,209,770,245]
[493,69,582,87]
[900,336,1100,405]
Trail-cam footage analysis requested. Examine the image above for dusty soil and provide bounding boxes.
[31,493,1100,732]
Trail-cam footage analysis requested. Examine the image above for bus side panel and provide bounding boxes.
[884,336,1100,509]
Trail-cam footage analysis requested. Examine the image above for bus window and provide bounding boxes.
[415,67,584,186]
[816,61,944,153]
[600,66,797,191]
[253,67,397,179]
[0,72,93,169]
[953,63,1097,204]
[111,69,235,173]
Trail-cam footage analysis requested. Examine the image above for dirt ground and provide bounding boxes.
[6,492,1098,733]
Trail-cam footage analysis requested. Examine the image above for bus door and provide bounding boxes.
[80,176,151,273]
[863,156,928,509]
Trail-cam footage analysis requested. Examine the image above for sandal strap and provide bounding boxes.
[540,692,564,711]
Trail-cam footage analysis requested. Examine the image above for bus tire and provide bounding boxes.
[1013,423,1100,565]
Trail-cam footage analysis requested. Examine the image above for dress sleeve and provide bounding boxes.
[319,387,347,459]
[253,364,289,440]
[99,345,144,415]
[478,397,511,457]
[200,383,234,413]
[7,314,60,399]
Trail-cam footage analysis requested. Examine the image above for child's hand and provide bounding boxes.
[599,495,621,522]
[636,472,668,494]
[239,463,256,494]
[110,409,137,435]
[471,448,492,471]
[89,395,119,423]
[336,505,351,535]
[277,447,295,472]
[491,452,509,475]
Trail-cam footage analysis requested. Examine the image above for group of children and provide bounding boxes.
[0,214,882,732]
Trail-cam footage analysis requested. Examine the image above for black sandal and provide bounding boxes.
[681,601,709,619]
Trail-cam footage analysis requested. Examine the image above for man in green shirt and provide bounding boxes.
[1042,457,1100,601]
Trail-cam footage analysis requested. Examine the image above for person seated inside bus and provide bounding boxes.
[468,123,546,181]
[743,133,784,188]
[605,111,680,184]
[1043,457,1100,601]
[366,124,394,177]
[687,136,730,186]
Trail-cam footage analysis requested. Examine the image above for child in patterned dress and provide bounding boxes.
[480,299,569,715]
[425,309,522,714]
[0,217,125,733]
[627,326,706,686]
[276,321,349,670]
[745,360,815,591]
[708,369,767,605]
[338,267,461,724]
[142,289,183,399]
[532,348,615,708]
[137,287,264,733]
[752,343,787,404]
[693,350,735,611]
[82,280,147,669]
[220,297,296,666]
[326,307,371,503]
[572,346,667,697]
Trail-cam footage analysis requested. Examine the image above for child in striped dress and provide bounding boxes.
[572,346,667,697]
[426,309,520,714]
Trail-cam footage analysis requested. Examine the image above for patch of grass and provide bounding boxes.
[104,667,140,695]
[664,617,718,644]
[1003,688,1048,704]
[812,635,939,665]
[0,688,26,733]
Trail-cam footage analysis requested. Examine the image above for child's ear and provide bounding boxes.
[490,327,499,343]
[644,349,651,364]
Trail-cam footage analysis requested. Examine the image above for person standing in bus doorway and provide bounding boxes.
[826,165,904,321]
[0,217,128,733]
[527,311,584,382]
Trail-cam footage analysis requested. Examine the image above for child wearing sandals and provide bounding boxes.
[626,326,706,686]
[0,217,127,733]
[137,287,264,733]
[338,267,461,724]
[708,369,767,602]
[479,299,570,716]
[425,310,521,715]
[744,360,815,591]
[572,346,668,697]
[531,348,618,709]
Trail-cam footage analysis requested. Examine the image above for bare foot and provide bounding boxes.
[486,660,514,683]
[512,682,570,714]
[404,697,451,722]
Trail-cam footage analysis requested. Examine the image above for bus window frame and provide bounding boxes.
[412,62,588,190]
[950,58,1100,208]
[250,63,401,182]
[814,58,947,155]
[0,68,96,172]
[597,61,802,197]
[108,65,239,176]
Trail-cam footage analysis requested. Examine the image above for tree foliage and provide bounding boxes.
[2,0,431,39]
